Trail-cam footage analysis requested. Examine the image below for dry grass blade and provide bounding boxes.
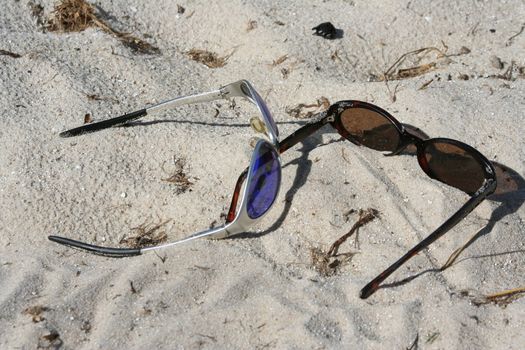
[418,78,434,90]
[271,54,288,67]
[396,62,436,79]
[440,227,483,270]
[378,46,447,82]
[462,287,525,307]
[120,220,170,248]
[506,23,525,46]
[187,49,232,68]
[45,0,159,54]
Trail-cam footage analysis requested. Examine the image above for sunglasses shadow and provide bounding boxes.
[120,117,307,130]
[126,117,523,289]
[376,162,525,293]
[243,123,428,239]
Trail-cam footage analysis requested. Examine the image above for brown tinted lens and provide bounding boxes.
[340,108,400,151]
[423,141,485,194]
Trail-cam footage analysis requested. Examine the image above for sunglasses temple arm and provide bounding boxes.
[48,224,231,257]
[59,89,225,137]
[278,117,328,153]
[59,79,262,138]
[359,178,496,299]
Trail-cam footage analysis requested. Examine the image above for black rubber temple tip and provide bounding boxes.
[59,109,148,138]
[48,235,142,257]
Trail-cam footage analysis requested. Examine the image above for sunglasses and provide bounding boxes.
[50,84,497,300]
[276,100,497,298]
[49,80,284,256]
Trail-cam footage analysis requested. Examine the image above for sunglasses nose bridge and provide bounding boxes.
[384,128,425,157]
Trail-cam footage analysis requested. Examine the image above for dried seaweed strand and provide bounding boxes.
[327,208,379,256]
[467,287,525,307]
[120,220,170,248]
[46,0,159,54]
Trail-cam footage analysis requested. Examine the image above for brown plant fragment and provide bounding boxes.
[310,208,379,276]
[120,220,170,248]
[461,287,525,308]
[38,330,62,349]
[327,208,379,255]
[187,49,232,68]
[396,62,437,79]
[130,280,138,294]
[83,113,92,124]
[418,78,434,90]
[271,54,288,67]
[162,157,196,194]
[377,46,448,82]
[23,305,48,323]
[246,20,257,32]
[285,97,330,119]
[331,49,342,62]
[45,0,95,32]
[45,0,159,55]
[310,247,354,277]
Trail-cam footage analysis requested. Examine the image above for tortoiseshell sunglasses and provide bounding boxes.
[276,101,496,298]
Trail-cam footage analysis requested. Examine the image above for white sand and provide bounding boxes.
[1,0,524,348]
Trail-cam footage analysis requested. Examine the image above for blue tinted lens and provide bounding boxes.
[252,89,279,137]
[246,142,281,219]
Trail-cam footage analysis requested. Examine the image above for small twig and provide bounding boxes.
[0,49,22,58]
[130,280,137,294]
[270,54,288,67]
[406,333,419,350]
[426,332,440,344]
[327,208,379,256]
[506,23,525,46]
[418,78,434,90]
[385,80,400,102]
[341,148,351,164]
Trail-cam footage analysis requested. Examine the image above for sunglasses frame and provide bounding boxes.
[277,100,497,298]
[49,81,282,256]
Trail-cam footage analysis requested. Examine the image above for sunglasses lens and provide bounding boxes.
[340,108,400,151]
[422,141,485,194]
[246,142,281,219]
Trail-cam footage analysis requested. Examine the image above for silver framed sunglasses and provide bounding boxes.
[49,80,282,257]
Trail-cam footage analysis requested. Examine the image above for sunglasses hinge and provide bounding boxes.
[324,114,334,123]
